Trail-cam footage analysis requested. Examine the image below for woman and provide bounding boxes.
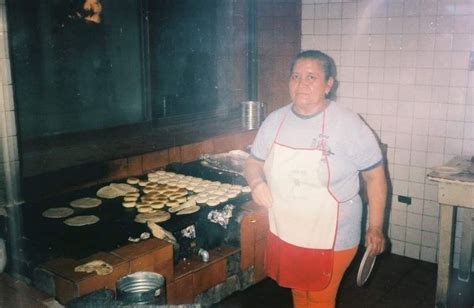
[244,50,386,308]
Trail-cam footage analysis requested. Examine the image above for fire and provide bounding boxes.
[83,0,103,24]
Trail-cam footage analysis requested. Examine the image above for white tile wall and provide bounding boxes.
[302,0,474,267]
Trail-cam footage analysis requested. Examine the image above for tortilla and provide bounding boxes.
[166,200,180,207]
[137,206,155,213]
[177,205,200,215]
[42,207,74,219]
[150,201,166,209]
[64,215,100,226]
[242,186,251,193]
[110,183,139,194]
[218,196,229,203]
[96,185,123,199]
[193,186,206,193]
[123,195,138,202]
[168,199,196,213]
[122,201,136,208]
[176,197,187,203]
[220,183,231,190]
[169,192,187,200]
[74,260,113,276]
[126,177,140,185]
[134,211,171,224]
[70,197,102,208]
[143,187,158,194]
[196,196,209,204]
[125,191,140,198]
[147,176,159,183]
[207,198,220,207]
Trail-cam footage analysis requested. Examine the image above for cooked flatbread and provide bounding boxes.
[74,260,113,276]
[226,191,240,199]
[166,200,180,207]
[177,183,188,188]
[230,184,243,191]
[110,183,139,194]
[122,201,136,208]
[193,186,206,193]
[196,196,209,204]
[187,195,198,201]
[70,197,102,208]
[64,215,100,226]
[96,185,123,199]
[168,199,196,213]
[145,182,158,188]
[168,192,187,200]
[220,183,231,190]
[137,205,155,213]
[147,221,176,244]
[143,187,158,194]
[176,197,187,203]
[242,186,251,193]
[126,177,140,185]
[42,207,74,219]
[125,191,140,198]
[149,201,166,209]
[124,195,138,202]
[134,211,171,224]
[218,196,229,203]
[207,198,220,207]
[177,205,200,215]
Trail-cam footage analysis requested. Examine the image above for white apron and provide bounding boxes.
[263,110,340,290]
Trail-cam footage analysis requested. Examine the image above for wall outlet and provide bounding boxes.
[398,195,412,205]
[470,51,474,71]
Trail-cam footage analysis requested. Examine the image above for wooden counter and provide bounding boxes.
[427,156,474,308]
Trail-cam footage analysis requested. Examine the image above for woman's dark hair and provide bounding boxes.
[290,50,339,99]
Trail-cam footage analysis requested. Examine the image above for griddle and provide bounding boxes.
[6,160,251,278]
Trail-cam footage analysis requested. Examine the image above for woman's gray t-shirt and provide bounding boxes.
[251,102,383,250]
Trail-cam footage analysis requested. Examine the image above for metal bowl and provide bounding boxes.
[116,271,165,304]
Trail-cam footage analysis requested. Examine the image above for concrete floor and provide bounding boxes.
[214,250,474,308]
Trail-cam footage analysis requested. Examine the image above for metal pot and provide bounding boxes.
[241,101,266,130]
[116,271,165,305]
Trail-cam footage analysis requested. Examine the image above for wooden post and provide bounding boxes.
[435,204,454,308]
[458,208,473,282]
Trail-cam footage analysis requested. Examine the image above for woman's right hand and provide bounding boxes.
[251,181,272,208]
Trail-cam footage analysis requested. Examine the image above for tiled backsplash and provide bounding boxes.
[0,2,20,208]
[301,0,473,268]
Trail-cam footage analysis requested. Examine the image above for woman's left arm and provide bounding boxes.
[362,164,387,256]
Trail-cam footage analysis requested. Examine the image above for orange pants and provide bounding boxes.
[292,246,358,308]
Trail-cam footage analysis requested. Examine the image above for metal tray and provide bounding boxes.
[200,150,249,176]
